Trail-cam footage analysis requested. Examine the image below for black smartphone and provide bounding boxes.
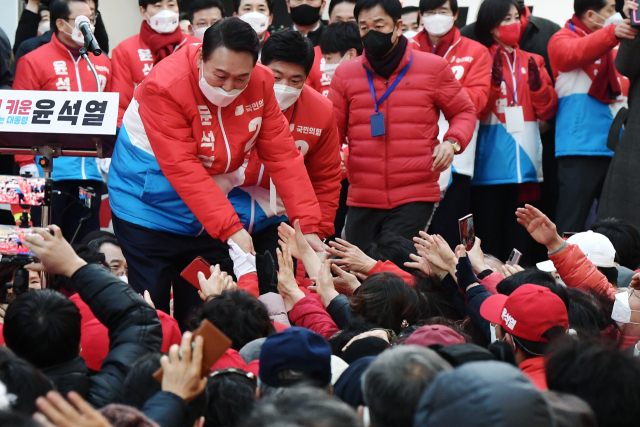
[458,214,475,251]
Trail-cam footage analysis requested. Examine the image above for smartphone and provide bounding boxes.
[562,232,577,240]
[0,175,51,207]
[180,256,211,290]
[79,187,95,209]
[153,319,232,382]
[458,214,475,251]
[632,9,640,27]
[506,248,522,266]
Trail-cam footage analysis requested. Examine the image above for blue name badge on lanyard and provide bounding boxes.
[365,54,412,138]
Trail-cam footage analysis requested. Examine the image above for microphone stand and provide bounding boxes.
[79,46,102,93]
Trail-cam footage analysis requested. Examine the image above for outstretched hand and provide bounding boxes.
[160,332,208,402]
[516,204,565,253]
[327,238,377,275]
[197,264,236,301]
[277,245,305,311]
[308,260,339,308]
[409,232,457,279]
[24,225,87,277]
[34,391,112,427]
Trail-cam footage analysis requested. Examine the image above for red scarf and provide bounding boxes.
[421,26,458,58]
[139,20,184,65]
[569,15,621,104]
[519,6,531,41]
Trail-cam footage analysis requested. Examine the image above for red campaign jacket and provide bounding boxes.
[328,41,477,209]
[111,32,199,126]
[289,295,340,340]
[306,45,331,97]
[413,27,492,117]
[241,85,342,237]
[367,260,414,286]
[117,43,322,241]
[520,357,547,391]
[12,34,112,168]
[481,45,557,123]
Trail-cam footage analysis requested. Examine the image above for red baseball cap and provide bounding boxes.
[405,325,466,348]
[480,284,568,342]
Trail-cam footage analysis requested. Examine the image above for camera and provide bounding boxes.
[0,254,36,304]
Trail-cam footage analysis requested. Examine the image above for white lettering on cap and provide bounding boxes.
[501,308,517,330]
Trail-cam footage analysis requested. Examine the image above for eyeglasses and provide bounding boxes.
[90,12,100,25]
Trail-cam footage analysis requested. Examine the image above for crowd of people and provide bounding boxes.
[1,0,640,425]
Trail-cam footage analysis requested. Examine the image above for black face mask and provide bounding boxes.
[362,29,395,59]
[290,4,322,26]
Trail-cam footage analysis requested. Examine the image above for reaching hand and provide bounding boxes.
[527,56,542,92]
[615,18,639,40]
[327,238,377,274]
[278,222,302,260]
[412,232,457,279]
[491,47,503,87]
[34,391,112,427]
[197,264,235,301]
[143,291,156,309]
[228,228,255,255]
[501,264,524,279]
[516,204,565,253]
[308,260,339,308]
[276,245,305,311]
[228,239,257,278]
[342,329,390,352]
[466,238,493,274]
[624,0,638,18]
[331,263,362,295]
[160,332,208,402]
[23,225,87,277]
[304,232,328,253]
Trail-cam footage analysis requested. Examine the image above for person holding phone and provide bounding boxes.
[108,18,324,326]
[470,0,557,262]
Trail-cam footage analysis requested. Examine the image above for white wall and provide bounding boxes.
[0,0,21,46]
[100,0,144,55]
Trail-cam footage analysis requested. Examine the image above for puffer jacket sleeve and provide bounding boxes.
[367,261,415,286]
[435,60,477,150]
[327,67,349,145]
[72,263,162,408]
[289,295,340,340]
[258,292,291,327]
[462,47,492,117]
[237,274,260,298]
[326,294,355,329]
[111,46,135,127]
[548,25,618,75]
[142,391,190,427]
[138,82,244,242]
[548,244,617,303]
[529,54,558,121]
[304,111,342,238]
[255,71,322,235]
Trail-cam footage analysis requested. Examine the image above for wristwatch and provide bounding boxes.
[450,140,462,154]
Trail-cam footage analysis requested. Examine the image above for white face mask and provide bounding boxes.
[64,20,92,47]
[403,30,419,40]
[612,290,640,325]
[199,64,247,107]
[489,323,498,343]
[147,9,179,34]
[422,14,455,37]
[592,11,624,28]
[240,11,270,36]
[273,83,302,110]
[193,25,210,41]
[119,275,129,284]
[320,52,347,79]
[38,20,51,35]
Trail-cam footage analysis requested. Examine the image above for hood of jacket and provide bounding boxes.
[40,356,91,400]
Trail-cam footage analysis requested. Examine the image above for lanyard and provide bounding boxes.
[364,54,413,114]
[501,50,520,106]
[568,22,588,37]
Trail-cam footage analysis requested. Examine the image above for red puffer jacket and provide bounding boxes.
[328,41,477,209]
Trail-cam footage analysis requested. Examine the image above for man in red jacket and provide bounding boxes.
[12,0,112,242]
[228,30,342,257]
[413,0,491,249]
[111,0,199,126]
[234,0,273,46]
[329,0,476,251]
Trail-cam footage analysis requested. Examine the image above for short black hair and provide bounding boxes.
[189,290,275,351]
[49,0,87,35]
[233,0,274,14]
[320,21,363,56]
[122,353,163,410]
[328,0,357,18]
[87,236,120,253]
[0,347,53,416]
[419,0,458,15]
[80,229,116,245]
[4,290,81,369]
[475,0,519,47]
[496,269,570,310]
[139,0,177,8]
[574,0,608,17]
[205,371,256,427]
[564,287,612,340]
[261,29,315,76]
[401,5,419,14]
[189,0,226,23]
[591,218,640,270]
[367,232,416,274]
[354,0,402,22]
[202,18,260,64]
[546,341,640,427]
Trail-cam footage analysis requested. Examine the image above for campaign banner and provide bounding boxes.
[0,90,118,135]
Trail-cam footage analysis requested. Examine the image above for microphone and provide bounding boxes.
[75,15,101,56]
